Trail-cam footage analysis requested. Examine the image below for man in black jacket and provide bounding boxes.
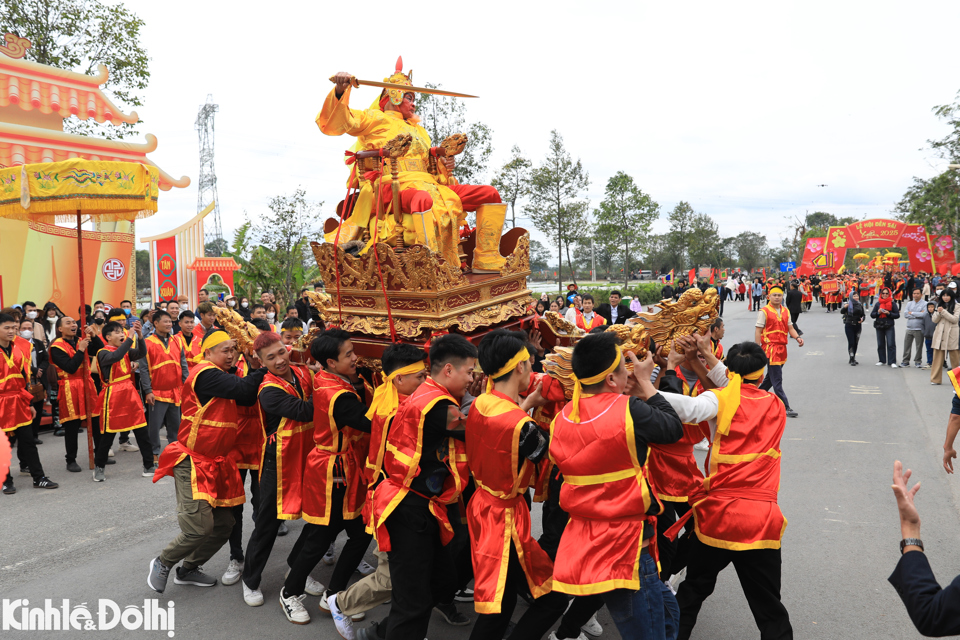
[785,281,804,336]
[888,460,960,636]
[596,290,636,325]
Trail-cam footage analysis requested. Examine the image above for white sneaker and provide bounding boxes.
[119,441,139,452]
[222,559,243,586]
[279,588,310,624]
[242,579,263,606]
[322,544,337,566]
[319,591,365,620]
[875,362,885,366]
[356,560,376,576]
[107,448,115,458]
[669,566,688,592]
[549,632,588,640]
[581,612,603,636]
[891,363,899,368]
[284,567,325,597]
[693,438,709,451]
[328,593,356,640]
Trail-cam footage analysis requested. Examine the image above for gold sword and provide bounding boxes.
[329,76,478,99]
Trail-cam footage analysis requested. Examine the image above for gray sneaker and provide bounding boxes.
[148,557,171,593]
[142,465,158,477]
[174,566,217,587]
[93,466,105,482]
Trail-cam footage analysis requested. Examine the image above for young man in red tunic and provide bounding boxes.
[148,329,266,593]
[240,331,317,607]
[93,319,155,480]
[571,294,606,331]
[139,310,189,462]
[550,331,683,639]
[660,339,793,640]
[371,334,475,640]
[755,286,803,418]
[466,329,567,639]
[49,316,105,472]
[279,329,373,625]
[328,342,428,640]
[1,312,58,494]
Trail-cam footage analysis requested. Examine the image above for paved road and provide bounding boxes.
[2,298,959,639]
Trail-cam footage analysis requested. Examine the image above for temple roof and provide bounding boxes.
[0,33,188,191]
[0,121,190,190]
[0,56,138,126]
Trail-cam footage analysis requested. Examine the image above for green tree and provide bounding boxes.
[665,201,696,270]
[928,91,960,163]
[1,0,150,139]
[135,248,150,293]
[205,238,228,258]
[687,213,722,268]
[643,234,675,274]
[525,131,590,289]
[416,84,493,184]
[529,239,551,271]
[593,171,660,288]
[895,171,960,262]
[733,231,768,271]
[224,190,323,306]
[491,146,531,228]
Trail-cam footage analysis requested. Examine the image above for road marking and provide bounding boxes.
[805,351,824,355]
[825,335,837,337]
[837,439,870,443]
[850,385,881,395]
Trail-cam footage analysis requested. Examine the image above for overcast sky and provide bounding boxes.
[128,0,960,254]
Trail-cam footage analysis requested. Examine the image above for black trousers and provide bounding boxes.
[284,483,371,597]
[538,470,606,639]
[5,424,44,483]
[242,450,312,589]
[677,535,792,640]
[468,543,567,640]
[94,426,153,469]
[844,324,861,357]
[228,467,261,561]
[656,500,692,580]
[752,296,762,311]
[759,364,790,411]
[60,418,89,464]
[384,499,458,640]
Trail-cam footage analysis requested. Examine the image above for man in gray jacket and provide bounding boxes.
[902,288,926,368]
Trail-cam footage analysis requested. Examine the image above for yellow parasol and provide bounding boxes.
[0,158,159,468]
[884,252,902,258]
[853,252,870,259]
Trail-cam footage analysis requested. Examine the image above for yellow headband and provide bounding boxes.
[485,347,532,393]
[365,361,426,420]
[569,345,622,423]
[713,366,765,436]
[769,287,783,295]
[201,330,231,353]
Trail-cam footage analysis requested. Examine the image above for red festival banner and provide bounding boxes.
[154,236,179,302]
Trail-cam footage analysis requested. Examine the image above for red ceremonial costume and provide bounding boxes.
[647,370,708,502]
[98,343,147,433]
[466,390,554,613]
[682,384,787,550]
[144,333,186,405]
[371,377,469,551]
[0,342,34,432]
[302,369,369,525]
[550,393,661,594]
[50,337,100,422]
[760,304,790,366]
[154,361,245,507]
[233,356,264,470]
[258,364,315,519]
[187,323,207,368]
[363,392,408,532]
[574,309,606,331]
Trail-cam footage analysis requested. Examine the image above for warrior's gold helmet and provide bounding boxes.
[383,56,413,107]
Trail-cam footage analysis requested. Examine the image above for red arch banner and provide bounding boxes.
[797,218,952,275]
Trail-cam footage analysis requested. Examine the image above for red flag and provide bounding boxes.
[709,270,715,284]
[762,268,767,281]
[688,268,695,284]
